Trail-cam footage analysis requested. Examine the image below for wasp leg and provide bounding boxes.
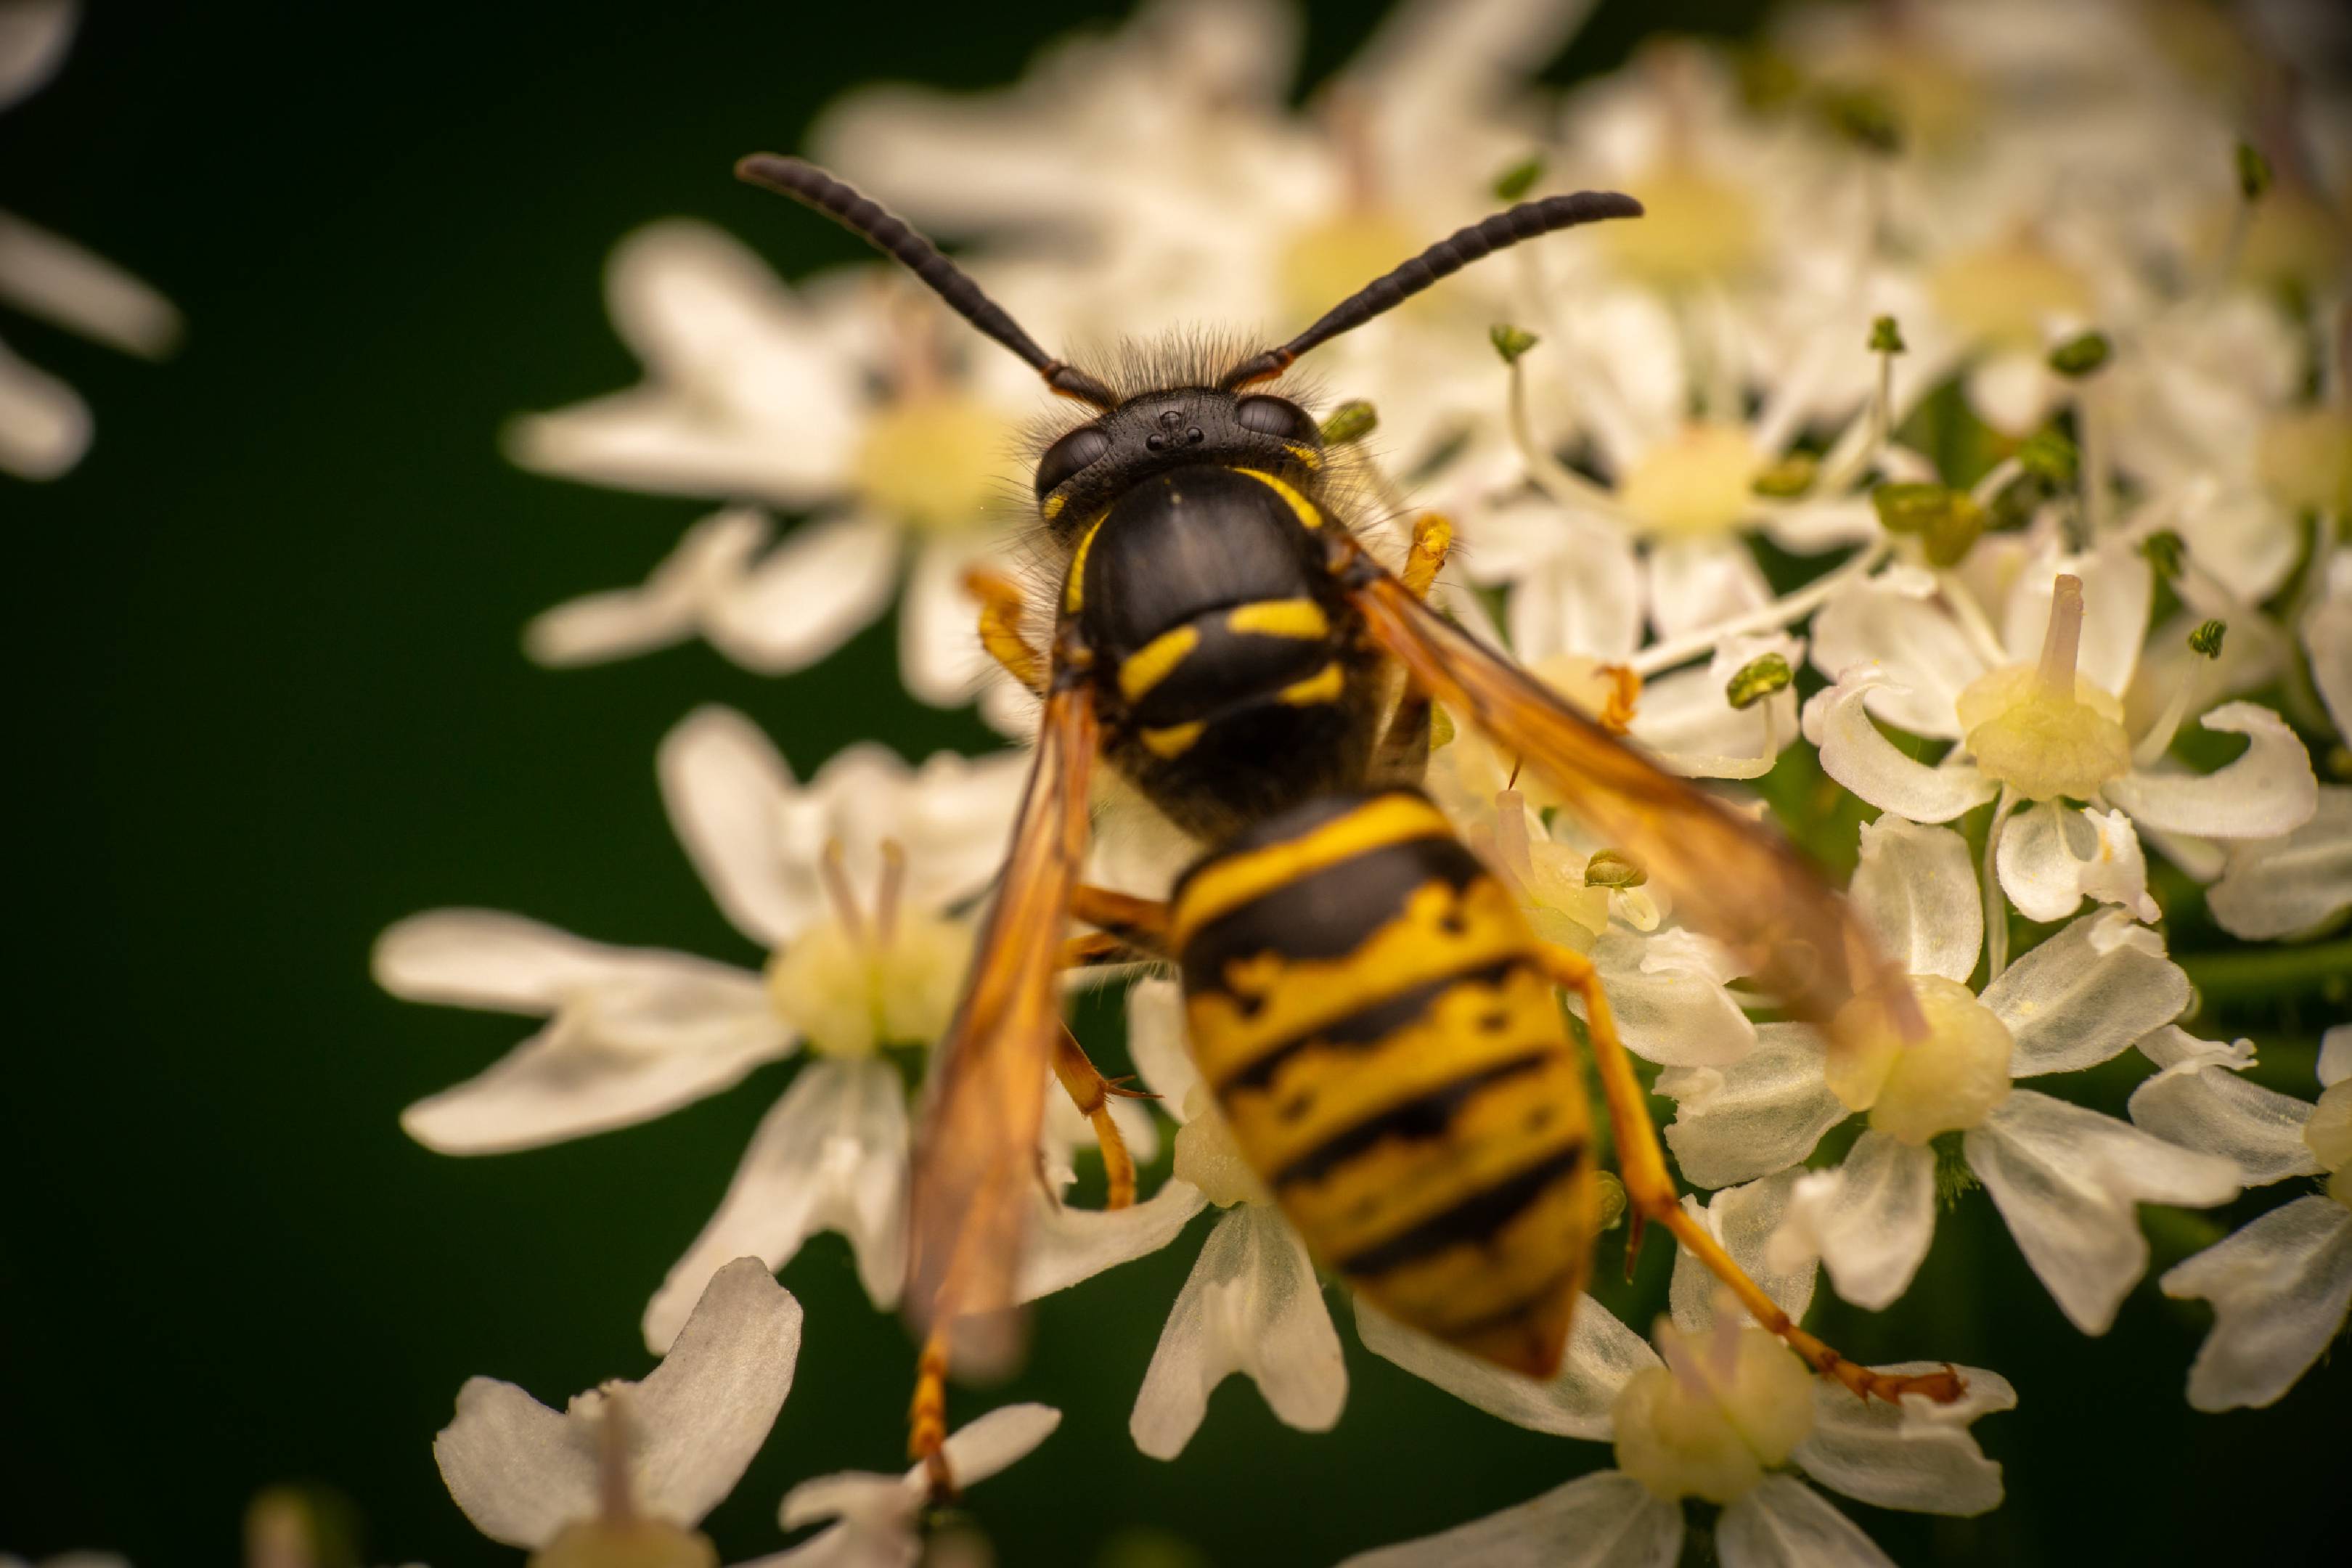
[1052,1023,1148,1209]
[909,1320,956,1500]
[1071,883,1169,957]
[1400,511,1453,600]
[965,567,1046,692]
[1535,941,1966,1407]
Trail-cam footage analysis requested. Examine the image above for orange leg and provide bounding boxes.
[965,567,1045,692]
[1400,511,1453,600]
[1535,942,1965,1406]
[1052,1024,1145,1209]
[908,1320,955,1498]
[1070,883,1168,957]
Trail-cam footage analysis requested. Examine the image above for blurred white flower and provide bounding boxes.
[1351,1249,2009,1568]
[2206,785,2352,941]
[434,1257,801,1564]
[376,708,1025,1342]
[1806,551,2317,931]
[749,1405,1059,1568]
[508,221,1046,705]
[2147,1024,2352,1411]
[0,0,181,481]
[1110,979,1348,1460]
[1665,817,2242,1331]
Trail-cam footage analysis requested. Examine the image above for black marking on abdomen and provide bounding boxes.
[1181,831,1490,987]
[1335,1142,1590,1278]
[1270,1050,1557,1191]
[1214,957,1522,1097]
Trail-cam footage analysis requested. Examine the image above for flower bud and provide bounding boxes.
[1490,323,1540,364]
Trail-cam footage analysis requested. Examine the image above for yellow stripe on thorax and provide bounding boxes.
[1140,722,1205,759]
[1119,625,1201,703]
[1230,466,1323,530]
[1063,513,1106,613]
[1170,793,1453,950]
[1225,598,1330,640]
[1278,662,1345,706]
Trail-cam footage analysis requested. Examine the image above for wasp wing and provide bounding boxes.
[905,680,1100,1335]
[1352,568,1916,1057]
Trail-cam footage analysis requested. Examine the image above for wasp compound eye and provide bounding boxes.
[1036,424,1114,499]
[1234,395,1320,444]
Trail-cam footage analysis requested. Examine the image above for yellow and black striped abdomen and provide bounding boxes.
[1170,788,1598,1377]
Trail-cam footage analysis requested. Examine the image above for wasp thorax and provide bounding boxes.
[1620,422,1763,538]
[1613,1319,1816,1505]
[852,391,1013,535]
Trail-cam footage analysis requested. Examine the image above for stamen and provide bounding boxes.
[1493,787,1534,886]
[819,839,867,950]
[1504,353,1649,529]
[2035,574,2086,697]
[873,839,907,950]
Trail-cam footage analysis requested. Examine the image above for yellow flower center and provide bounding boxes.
[532,1521,718,1568]
[1831,976,2016,1138]
[1172,1089,1270,1206]
[1953,573,2129,802]
[2234,186,2350,299]
[1598,165,1760,288]
[1613,1323,1816,1504]
[1280,210,1429,328]
[2306,1079,2351,1210]
[850,392,1014,536]
[2256,407,2352,517]
[1618,422,1763,538]
[1929,240,2091,348]
[764,912,971,1058]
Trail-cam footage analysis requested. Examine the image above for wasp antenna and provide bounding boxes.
[735,153,1116,408]
[1219,190,1644,390]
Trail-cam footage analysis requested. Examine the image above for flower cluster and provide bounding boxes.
[364,1,2346,1562]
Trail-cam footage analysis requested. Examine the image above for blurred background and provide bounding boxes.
[2,2,2345,1564]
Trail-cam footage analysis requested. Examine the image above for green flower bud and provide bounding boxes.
[2188,618,2227,658]
[2047,331,2112,377]
[2017,427,2079,486]
[1585,849,1647,889]
[2138,528,2186,581]
[1818,85,1903,154]
[1726,652,1794,711]
[1871,482,1983,565]
[1490,323,1540,364]
[1751,452,1819,497]
[1318,399,1379,445]
[2236,140,2273,203]
[1493,154,1545,203]
[1869,314,1907,354]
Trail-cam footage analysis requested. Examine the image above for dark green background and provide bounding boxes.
[4,2,2343,1563]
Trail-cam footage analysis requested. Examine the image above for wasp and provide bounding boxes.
[734,153,1957,1490]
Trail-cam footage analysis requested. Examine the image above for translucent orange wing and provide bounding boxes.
[1351,568,1916,1055]
[905,680,1098,1332]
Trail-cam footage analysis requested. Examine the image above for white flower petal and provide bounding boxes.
[1810,573,1983,739]
[629,1259,805,1526]
[2106,702,2318,839]
[0,211,181,357]
[2322,1025,2351,1090]
[2306,577,2352,739]
[1659,1024,1847,1190]
[523,508,768,667]
[1126,977,1204,1109]
[643,1059,909,1350]
[1969,1090,2241,1334]
[399,984,785,1156]
[1717,1475,1892,1568]
[375,910,663,1012]
[0,0,76,110]
[1336,1470,1683,1568]
[2127,1027,2321,1187]
[897,536,994,707]
[1015,1177,1209,1302]
[1850,817,1982,984]
[0,333,91,480]
[658,706,816,947]
[770,1407,1059,1568]
[935,1402,1062,1489]
[1981,910,2189,1076]
[1128,1205,1344,1458]
[2207,785,2352,939]
[1802,673,1994,824]
[1506,528,1645,663]
[1794,1361,2014,1517]
[1670,1169,1813,1332]
[1775,1132,1937,1312]
[1357,1294,1658,1440]
[703,513,903,677]
[2161,1196,2352,1411]
[1591,931,1757,1067]
[1646,537,1771,640]
[1966,351,2057,438]
[433,1376,595,1549]
[1996,802,2157,924]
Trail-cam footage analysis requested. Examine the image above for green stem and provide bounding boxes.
[2179,939,2352,1000]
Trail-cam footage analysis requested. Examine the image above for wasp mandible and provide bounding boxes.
[734,152,1953,1493]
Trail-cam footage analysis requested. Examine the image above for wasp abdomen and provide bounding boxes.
[1170,789,1599,1377]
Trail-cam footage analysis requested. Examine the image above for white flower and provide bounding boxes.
[434,1257,802,1564]
[507,221,1048,705]
[375,707,1026,1343]
[2208,784,2352,940]
[1664,817,2242,1331]
[1805,546,2317,923]
[1111,979,1347,1460]
[2305,546,2352,741]
[1,1,181,481]
[1350,1240,2011,1568]
[2149,1024,2352,1410]
[748,1405,1059,1568]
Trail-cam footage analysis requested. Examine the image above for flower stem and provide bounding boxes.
[2179,939,2352,1001]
